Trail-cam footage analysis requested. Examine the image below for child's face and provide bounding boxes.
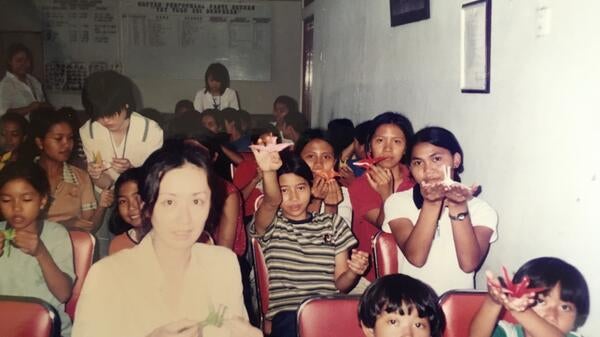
[117,180,142,227]
[97,108,129,132]
[202,115,219,133]
[207,76,222,93]
[370,124,407,169]
[150,163,211,249]
[37,122,74,163]
[300,139,335,172]
[273,102,289,126]
[0,120,25,152]
[363,305,431,337]
[532,284,577,334]
[279,173,311,221]
[409,142,461,184]
[0,178,46,230]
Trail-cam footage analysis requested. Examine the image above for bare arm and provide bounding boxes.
[216,192,241,249]
[469,296,504,337]
[221,145,243,165]
[251,149,283,235]
[36,242,73,302]
[333,249,368,293]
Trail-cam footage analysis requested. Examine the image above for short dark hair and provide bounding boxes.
[411,126,464,181]
[327,118,355,158]
[0,161,50,198]
[358,274,446,337]
[221,108,243,133]
[109,167,143,235]
[367,112,414,164]
[355,120,373,146]
[31,109,74,140]
[200,109,223,131]
[174,99,194,115]
[82,70,136,120]
[204,63,230,95]
[1,112,29,136]
[277,151,313,186]
[513,257,590,328]
[6,43,32,71]
[283,112,308,135]
[139,140,225,236]
[273,95,298,114]
[294,128,335,159]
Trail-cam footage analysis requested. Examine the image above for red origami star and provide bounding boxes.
[353,155,388,169]
[497,266,546,297]
[313,169,340,180]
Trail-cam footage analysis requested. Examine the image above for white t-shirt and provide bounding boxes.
[193,87,239,111]
[0,72,46,116]
[319,186,353,228]
[382,188,498,294]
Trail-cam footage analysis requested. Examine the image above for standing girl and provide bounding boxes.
[0,162,75,337]
[193,63,239,112]
[382,126,498,294]
[250,150,369,337]
[348,111,415,283]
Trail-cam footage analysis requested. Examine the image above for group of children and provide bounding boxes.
[0,61,591,337]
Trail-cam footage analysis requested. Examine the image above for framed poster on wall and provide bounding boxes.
[390,0,430,26]
[460,0,491,93]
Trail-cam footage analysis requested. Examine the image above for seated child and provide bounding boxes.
[358,273,446,337]
[0,112,28,170]
[108,167,144,255]
[0,162,75,337]
[281,112,308,144]
[249,149,369,337]
[470,257,590,337]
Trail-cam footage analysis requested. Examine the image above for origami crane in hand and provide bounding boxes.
[313,169,340,181]
[249,134,293,153]
[1,228,15,258]
[353,155,388,169]
[496,266,546,298]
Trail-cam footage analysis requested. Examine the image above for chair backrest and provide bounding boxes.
[65,230,95,321]
[372,231,400,277]
[297,296,364,337]
[251,237,269,326]
[439,290,516,337]
[0,295,60,337]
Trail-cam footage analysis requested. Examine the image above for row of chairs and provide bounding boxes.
[252,233,516,337]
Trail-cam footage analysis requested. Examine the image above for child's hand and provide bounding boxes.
[338,165,355,188]
[251,145,282,172]
[323,180,342,206]
[311,176,328,200]
[444,183,478,204]
[365,165,393,199]
[486,270,535,312]
[347,249,369,275]
[99,189,114,208]
[13,229,43,257]
[111,157,132,174]
[0,231,5,257]
[419,181,446,202]
[87,161,106,180]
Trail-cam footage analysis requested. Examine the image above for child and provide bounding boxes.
[108,167,143,255]
[272,95,298,133]
[0,162,75,337]
[348,111,415,282]
[250,149,369,337]
[281,112,308,144]
[358,274,446,337]
[222,108,251,152]
[193,63,239,111]
[470,257,589,337]
[382,126,498,294]
[0,112,28,169]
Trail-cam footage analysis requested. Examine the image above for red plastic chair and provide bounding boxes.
[372,231,401,277]
[297,296,364,337]
[65,230,95,321]
[0,295,60,337]
[251,237,270,331]
[439,290,516,337]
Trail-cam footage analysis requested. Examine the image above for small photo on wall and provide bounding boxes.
[390,0,430,26]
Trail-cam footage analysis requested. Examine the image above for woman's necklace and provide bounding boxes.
[212,95,221,110]
[109,122,130,159]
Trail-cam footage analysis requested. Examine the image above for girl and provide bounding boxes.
[0,162,75,337]
[250,149,369,337]
[382,126,498,294]
[108,167,143,255]
[33,110,113,232]
[72,141,260,337]
[470,257,589,337]
[0,112,28,169]
[348,111,415,282]
[358,274,446,337]
[272,95,298,133]
[295,129,352,227]
[193,63,239,112]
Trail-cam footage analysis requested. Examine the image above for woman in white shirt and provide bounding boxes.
[0,43,50,117]
[193,63,239,112]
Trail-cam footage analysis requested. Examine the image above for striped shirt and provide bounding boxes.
[250,211,357,319]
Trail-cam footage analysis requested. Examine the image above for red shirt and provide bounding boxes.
[212,180,247,256]
[232,158,263,217]
[348,164,414,281]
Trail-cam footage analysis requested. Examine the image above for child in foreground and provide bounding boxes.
[358,273,446,337]
[0,162,75,337]
[469,257,590,337]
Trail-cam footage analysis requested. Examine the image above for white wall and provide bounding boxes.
[307,0,600,335]
[1,0,302,115]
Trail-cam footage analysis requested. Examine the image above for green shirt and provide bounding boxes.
[492,320,582,337]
